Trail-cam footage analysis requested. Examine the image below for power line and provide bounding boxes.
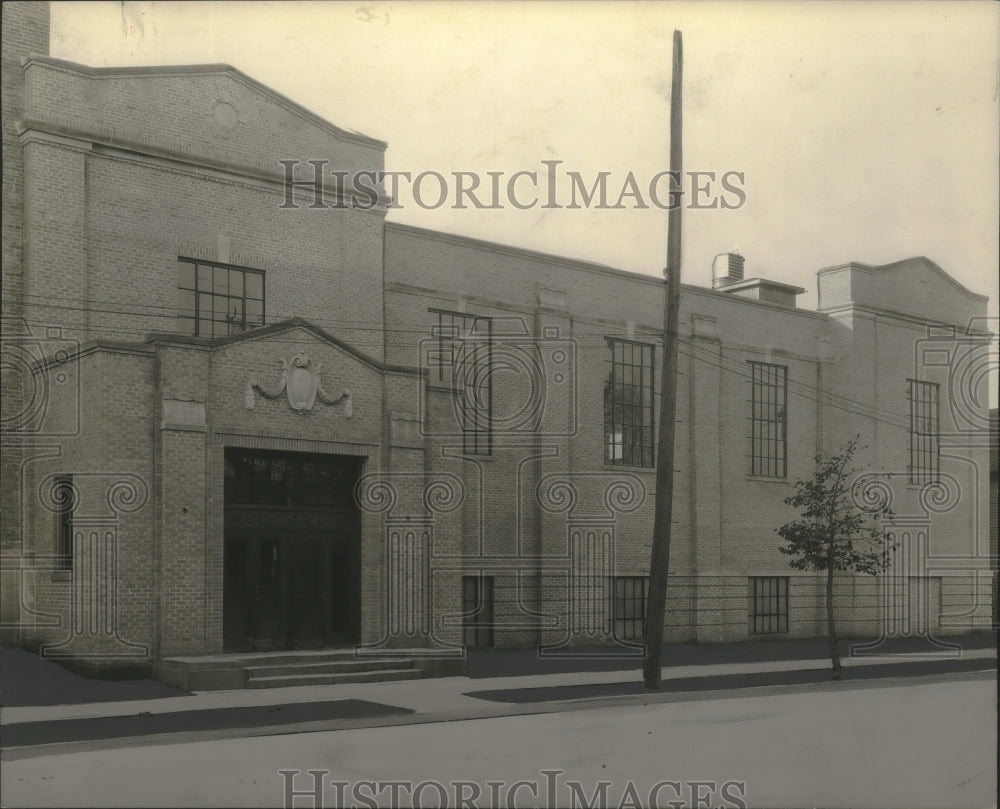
[3,319,932,433]
[8,296,979,434]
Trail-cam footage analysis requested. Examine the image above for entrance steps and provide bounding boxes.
[156,649,463,691]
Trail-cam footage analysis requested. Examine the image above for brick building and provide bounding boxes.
[1,3,993,683]
[991,408,998,628]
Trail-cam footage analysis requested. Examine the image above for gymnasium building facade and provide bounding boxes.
[1,3,993,684]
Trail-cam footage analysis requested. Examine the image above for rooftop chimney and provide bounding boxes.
[712,251,745,289]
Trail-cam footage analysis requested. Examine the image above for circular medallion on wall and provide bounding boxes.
[212,101,241,136]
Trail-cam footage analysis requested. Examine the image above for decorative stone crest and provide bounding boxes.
[245,351,352,416]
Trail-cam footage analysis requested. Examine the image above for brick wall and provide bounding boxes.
[385,224,991,647]
[19,348,156,670]
[1,2,51,645]
[8,32,991,663]
[991,410,998,626]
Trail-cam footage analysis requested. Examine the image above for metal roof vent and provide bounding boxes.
[712,251,745,289]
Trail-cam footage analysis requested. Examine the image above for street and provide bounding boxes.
[3,672,995,808]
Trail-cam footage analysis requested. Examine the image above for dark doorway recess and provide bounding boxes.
[223,449,362,652]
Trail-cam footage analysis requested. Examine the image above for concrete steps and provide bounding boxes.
[244,658,417,678]
[156,649,460,691]
[247,667,422,689]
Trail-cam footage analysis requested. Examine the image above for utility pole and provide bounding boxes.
[643,29,683,690]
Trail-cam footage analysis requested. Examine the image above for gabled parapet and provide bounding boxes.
[20,55,386,184]
[817,257,989,327]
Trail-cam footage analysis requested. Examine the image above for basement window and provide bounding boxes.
[609,576,648,642]
[462,575,495,648]
[749,576,788,634]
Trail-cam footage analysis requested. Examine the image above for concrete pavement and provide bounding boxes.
[464,630,998,676]
[2,635,994,757]
[3,673,996,808]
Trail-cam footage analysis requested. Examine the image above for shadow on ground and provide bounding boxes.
[2,699,412,747]
[466,657,997,703]
[465,632,997,678]
[0,649,190,707]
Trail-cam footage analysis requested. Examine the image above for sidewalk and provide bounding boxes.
[2,633,995,753]
[465,631,998,677]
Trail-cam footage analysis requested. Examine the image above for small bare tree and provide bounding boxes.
[776,435,895,680]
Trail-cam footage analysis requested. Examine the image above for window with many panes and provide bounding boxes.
[462,575,494,648]
[54,475,74,570]
[429,310,492,455]
[608,576,648,642]
[604,339,655,467]
[749,576,788,634]
[749,361,787,478]
[908,379,939,484]
[177,259,264,337]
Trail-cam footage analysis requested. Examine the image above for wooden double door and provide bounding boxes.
[223,528,358,651]
[222,449,363,652]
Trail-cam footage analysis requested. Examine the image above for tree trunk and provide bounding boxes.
[826,562,841,680]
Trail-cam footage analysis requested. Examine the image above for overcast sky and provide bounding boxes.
[50,2,997,320]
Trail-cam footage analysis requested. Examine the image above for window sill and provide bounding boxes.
[450,451,495,461]
[161,422,208,433]
[426,382,460,394]
[745,475,790,483]
[603,464,656,473]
